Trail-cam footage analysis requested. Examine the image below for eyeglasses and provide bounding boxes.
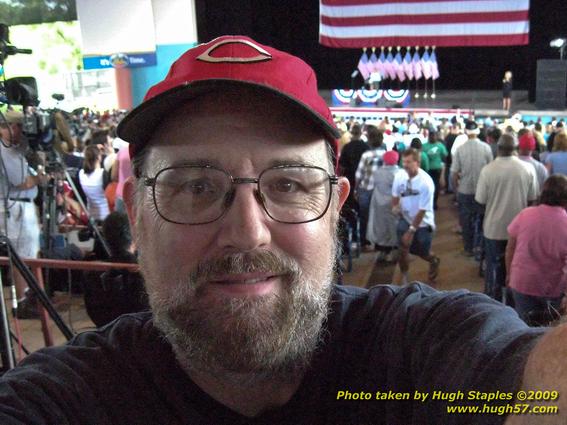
[143,164,339,225]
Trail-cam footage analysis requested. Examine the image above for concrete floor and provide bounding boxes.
[340,191,484,293]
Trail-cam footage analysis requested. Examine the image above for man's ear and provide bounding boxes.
[123,176,138,240]
[337,176,350,211]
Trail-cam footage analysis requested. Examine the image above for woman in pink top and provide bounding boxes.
[506,175,567,326]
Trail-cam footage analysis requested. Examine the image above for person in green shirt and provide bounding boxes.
[410,137,430,173]
[423,131,448,210]
[394,141,406,168]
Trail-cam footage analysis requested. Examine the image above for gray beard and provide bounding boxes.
[142,247,336,384]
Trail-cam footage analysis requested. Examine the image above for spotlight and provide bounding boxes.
[550,38,566,59]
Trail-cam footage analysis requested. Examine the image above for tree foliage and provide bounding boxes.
[0,0,77,26]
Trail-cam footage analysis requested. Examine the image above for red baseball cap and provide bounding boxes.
[117,35,339,165]
[383,150,399,166]
[518,132,536,151]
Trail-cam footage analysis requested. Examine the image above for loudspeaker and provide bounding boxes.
[536,60,567,109]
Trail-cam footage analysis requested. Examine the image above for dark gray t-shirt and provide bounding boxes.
[0,283,543,424]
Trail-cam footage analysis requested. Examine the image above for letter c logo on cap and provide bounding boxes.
[196,38,272,63]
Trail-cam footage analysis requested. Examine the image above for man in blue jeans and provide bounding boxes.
[451,120,493,257]
[475,134,538,303]
[392,148,440,284]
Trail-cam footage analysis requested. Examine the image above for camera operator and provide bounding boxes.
[0,109,46,319]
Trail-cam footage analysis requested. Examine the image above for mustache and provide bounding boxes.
[189,249,302,287]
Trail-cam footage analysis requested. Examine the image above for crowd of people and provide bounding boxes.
[3,102,567,327]
[336,113,567,324]
[2,34,567,424]
[0,107,141,321]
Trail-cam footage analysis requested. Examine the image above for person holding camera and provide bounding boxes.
[0,109,45,319]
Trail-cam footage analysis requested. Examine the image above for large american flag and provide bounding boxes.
[319,0,530,48]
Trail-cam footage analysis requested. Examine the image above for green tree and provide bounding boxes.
[0,0,76,26]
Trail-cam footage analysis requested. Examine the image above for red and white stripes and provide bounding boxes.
[320,0,530,48]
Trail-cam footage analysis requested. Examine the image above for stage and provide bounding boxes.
[322,90,567,124]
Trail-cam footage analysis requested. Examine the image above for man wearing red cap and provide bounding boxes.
[518,131,548,193]
[0,36,566,424]
[367,149,400,261]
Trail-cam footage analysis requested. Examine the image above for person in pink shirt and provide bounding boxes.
[506,174,567,325]
[111,144,133,213]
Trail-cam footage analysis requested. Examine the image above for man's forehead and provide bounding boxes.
[146,140,330,176]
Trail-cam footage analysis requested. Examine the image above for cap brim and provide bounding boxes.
[117,79,340,152]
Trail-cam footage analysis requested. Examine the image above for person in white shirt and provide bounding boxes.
[0,110,46,318]
[451,120,493,257]
[392,148,440,285]
[450,132,468,158]
[79,145,110,221]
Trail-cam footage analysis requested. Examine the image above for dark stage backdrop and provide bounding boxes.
[195,0,567,102]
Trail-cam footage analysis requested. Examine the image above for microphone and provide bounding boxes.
[5,45,32,55]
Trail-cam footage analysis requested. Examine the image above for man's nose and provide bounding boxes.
[216,186,271,252]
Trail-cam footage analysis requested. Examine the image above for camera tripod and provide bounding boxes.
[0,234,74,372]
[0,150,112,373]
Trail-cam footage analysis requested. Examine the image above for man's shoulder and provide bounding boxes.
[392,168,406,181]
[470,139,490,151]
[330,282,481,326]
[360,148,380,161]
[329,282,541,347]
[511,157,536,176]
[530,157,546,169]
[0,312,175,424]
[22,312,157,366]
[341,140,365,156]
[414,168,434,188]
[340,141,354,155]
[532,159,549,175]
[330,283,424,319]
[349,139,366,148]
[480,158,498,173]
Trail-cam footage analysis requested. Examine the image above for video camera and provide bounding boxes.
[0,23,65,155]
[3,76,59,154]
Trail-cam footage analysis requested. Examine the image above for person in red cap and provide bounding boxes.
[518,130,548,193]
[366,150,400,262]
[1,36,567,424]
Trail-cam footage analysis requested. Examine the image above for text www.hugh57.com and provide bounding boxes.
[447,403,558,416]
